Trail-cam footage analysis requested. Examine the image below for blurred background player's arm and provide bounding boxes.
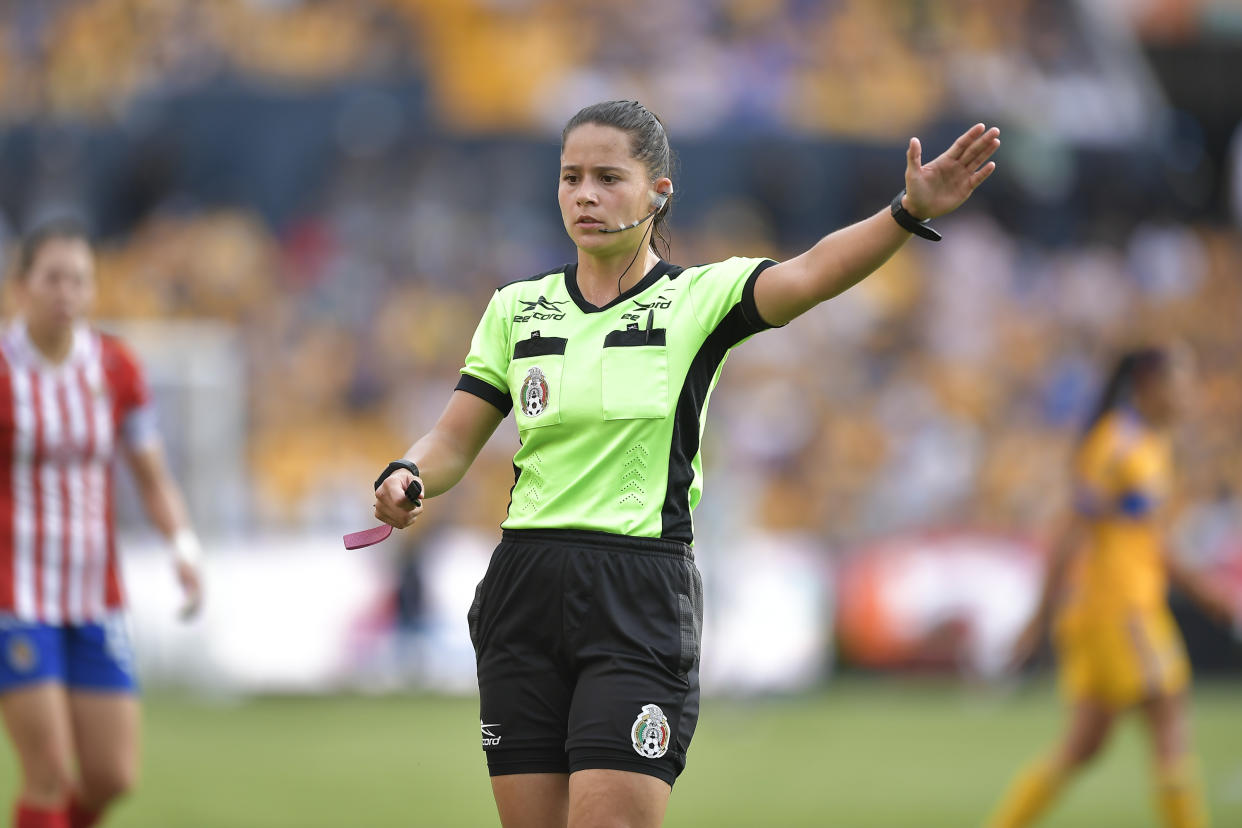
[1009,511,1087,671]
[1158,506,1237,628]
[1163,549,1236,626]
[374,390,504,528]
[125,440,204,619]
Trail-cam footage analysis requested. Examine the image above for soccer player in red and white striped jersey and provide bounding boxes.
[0,220,203,828]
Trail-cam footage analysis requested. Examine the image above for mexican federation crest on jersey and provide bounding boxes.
[631,703,671,759]
[520,366,550,418]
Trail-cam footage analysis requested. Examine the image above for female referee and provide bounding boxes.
[988,346,1237,828]
[372,100,999,827]
[0,220,204,828]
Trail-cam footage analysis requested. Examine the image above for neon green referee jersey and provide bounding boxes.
[455,256,777,544]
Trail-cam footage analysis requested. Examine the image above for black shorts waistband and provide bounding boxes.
[500,528,693,560]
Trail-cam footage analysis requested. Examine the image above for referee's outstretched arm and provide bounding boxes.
[754,124,999,327]
[374,391,504,530]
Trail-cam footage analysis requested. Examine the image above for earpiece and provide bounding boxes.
[598,189,674,234]
[602,186,674,296]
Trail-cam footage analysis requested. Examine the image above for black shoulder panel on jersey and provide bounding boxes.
[498,264,572,292]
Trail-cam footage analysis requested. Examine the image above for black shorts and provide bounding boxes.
[468,528,704,787]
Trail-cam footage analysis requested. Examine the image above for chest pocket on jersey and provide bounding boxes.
[510,335,566,430]
[601,328,669,420]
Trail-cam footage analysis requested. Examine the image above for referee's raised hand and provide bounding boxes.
[902,123,1000,220]
[374,469,424,529]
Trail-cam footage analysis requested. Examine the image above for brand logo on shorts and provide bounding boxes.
[520,367,550,418]
[481,721,502,748]
[6,634,36,674]
[631,704,671,759]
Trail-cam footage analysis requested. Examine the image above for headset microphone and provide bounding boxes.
[597,190,673,234]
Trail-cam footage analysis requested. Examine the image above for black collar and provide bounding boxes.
[564,259,678,314]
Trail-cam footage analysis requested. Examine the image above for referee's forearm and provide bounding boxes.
[760,209,913,325]
[801,209,911,304]
[401,431,475,498]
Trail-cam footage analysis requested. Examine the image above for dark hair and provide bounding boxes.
[14,217,92,281]
[561,100,675,259]
[1082,347,1168,436]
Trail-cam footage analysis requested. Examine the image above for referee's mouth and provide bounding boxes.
[575,215,605,229]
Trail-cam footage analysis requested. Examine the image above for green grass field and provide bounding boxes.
[2,680,1239,827]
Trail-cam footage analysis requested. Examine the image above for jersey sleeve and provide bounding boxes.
[101,334,160,449]
[685,256,779,336]
[1111,436,1164,518]
[1074,414,1163,519]
[1073,419,1115,517]
[454,290,513,415]
[1072,416,1129,518]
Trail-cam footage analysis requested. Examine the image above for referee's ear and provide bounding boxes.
[653,177,673,212]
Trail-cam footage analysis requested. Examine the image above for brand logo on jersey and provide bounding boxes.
[481,721,502,748]
[632,293,672,311]
[631,704,671,759]
[514,297,567,322]
[622,292,672,321]
[6,634,37,674]
[520,367,550,417]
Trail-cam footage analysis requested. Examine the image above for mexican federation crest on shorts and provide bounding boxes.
[520,366,550,418]
[631,703,671,759]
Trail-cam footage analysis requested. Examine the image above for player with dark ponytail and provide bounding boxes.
[1081,348,1168,436]
[990,344,1237,828]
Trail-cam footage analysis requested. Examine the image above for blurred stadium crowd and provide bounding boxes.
[0,0,1238,577]
[0,0,1213,136]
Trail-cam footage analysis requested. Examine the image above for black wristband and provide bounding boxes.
[375,459,423,503]
[890,190,942,242]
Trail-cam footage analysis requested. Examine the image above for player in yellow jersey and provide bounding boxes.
[987,345,1238,828]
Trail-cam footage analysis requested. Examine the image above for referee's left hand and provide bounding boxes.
[902,123,1000,220]
[373,470,425,530]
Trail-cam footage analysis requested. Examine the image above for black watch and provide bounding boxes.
[890,190,942,242]
[374,459,423,503]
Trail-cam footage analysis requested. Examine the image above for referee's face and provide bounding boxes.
[559,123,653,252]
